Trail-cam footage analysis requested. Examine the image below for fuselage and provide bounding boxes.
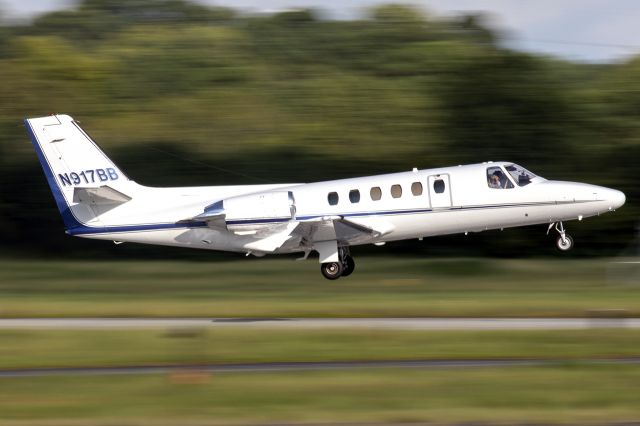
[76,161,625,254]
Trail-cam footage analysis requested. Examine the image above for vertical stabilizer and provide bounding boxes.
[25,114,131,232]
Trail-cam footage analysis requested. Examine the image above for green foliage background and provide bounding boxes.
[0,0,637,257]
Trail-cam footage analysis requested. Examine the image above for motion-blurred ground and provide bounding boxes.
[1,257,638,317]
[0,257,638,424]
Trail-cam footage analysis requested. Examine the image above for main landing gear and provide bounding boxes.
[320,247,355,280]
[548,221,574,251]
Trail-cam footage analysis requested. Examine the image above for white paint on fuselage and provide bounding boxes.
[78,162,625,256]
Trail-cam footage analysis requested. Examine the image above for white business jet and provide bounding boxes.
[26,114,625,279]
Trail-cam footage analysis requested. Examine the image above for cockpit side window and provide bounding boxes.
[487,166,514,189]
[505,164,536,187]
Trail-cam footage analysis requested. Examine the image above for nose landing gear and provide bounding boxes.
[548,221,574,251]
[320,246,355,280]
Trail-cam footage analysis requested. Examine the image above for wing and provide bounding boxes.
[266,215,394,257]
[182,209,393,255]
[180,190,393,255]
[292,215,393,246]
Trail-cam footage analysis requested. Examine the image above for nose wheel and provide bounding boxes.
[556,234,574,251]
[548,222,574,251]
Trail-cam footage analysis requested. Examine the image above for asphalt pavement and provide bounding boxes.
[0,317,637,330]
[2,357,640,378]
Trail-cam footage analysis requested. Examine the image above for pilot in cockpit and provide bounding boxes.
[489,170,503,188]
[487,166,515,189]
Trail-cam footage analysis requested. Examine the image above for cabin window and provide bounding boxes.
[349,189,360,203]
[487,166,514,189]
[411,182,423,196]
[370,187,382,201]
[391,184,402,198]
[328,192,339,205]
[433,179,445,194]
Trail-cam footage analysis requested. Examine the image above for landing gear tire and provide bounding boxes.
[548,221,574,252]
[321,262,343,280]
[341,255,355,277]
[556,234,574,251]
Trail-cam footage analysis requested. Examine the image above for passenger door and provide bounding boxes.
[428,174,452,208]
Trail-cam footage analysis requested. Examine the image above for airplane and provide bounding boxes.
[25,114,626,279]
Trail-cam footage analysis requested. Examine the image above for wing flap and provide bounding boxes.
[243,222,299,253]
[338,217,395,238]
[238,215,395,254]
[291,215,395,249]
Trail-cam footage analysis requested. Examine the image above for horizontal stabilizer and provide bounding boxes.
[73,185,131,206]
[193,210,225,221]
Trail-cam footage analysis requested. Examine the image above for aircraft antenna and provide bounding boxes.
[147,146,271,183]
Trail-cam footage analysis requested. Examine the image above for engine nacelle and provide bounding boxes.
[226,190,295,221]
[203,191,296,234]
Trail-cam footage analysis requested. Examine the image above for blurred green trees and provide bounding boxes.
[0,0,637,257]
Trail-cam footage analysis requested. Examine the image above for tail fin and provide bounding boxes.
[25,114,132,232]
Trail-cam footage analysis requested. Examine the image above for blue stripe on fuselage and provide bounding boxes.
[66,200,589,237]
[66,221,210,236]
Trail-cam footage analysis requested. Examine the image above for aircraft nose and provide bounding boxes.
[602,188,626,210]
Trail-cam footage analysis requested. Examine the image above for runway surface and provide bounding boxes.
[2,357,640,378]
[0,317,638,330]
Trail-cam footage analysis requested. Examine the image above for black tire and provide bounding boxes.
[321,262,343,280]
[341,256,356,277]
[556,234,574,251]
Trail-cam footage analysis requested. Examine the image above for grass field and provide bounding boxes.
[1,366,640,425]
[1,328,640,369]
[0,257,638,318]
[2,327,640,424]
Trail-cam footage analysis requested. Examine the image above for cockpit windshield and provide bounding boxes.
[505,164,537,187]
[487,166,514,189]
